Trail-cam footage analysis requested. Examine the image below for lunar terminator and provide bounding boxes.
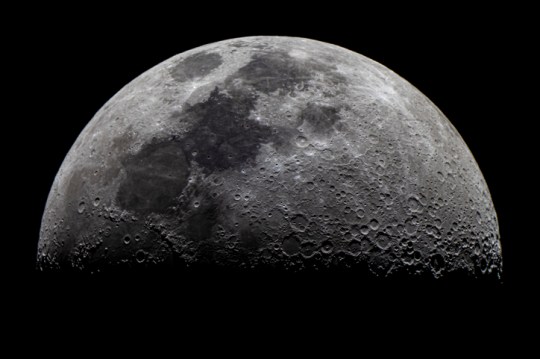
[38,36,502,279]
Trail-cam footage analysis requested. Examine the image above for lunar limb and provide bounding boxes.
[38,37,501,279]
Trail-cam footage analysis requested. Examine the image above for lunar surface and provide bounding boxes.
[38,36,502,279]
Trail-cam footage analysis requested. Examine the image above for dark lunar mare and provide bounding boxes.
[178,88,275,175]
[169,51,224,82]
[116,140,190,216]
[110,50,347,264]
[118,50,335,217]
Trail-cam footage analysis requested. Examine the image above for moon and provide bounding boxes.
[38,36,502,279]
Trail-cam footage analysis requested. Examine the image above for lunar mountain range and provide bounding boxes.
[38,36,502,279]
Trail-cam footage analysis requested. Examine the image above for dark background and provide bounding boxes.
[7,4,534,331]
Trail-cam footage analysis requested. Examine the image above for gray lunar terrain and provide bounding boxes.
[38,36,502,279]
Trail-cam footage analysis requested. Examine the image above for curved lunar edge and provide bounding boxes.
[38,36,502,280]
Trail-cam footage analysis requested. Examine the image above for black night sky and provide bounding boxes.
[7,4,534,333]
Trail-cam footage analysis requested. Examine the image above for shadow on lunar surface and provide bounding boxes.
[33,264,502,302]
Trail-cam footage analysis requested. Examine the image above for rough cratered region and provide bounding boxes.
[38,36,502,280]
